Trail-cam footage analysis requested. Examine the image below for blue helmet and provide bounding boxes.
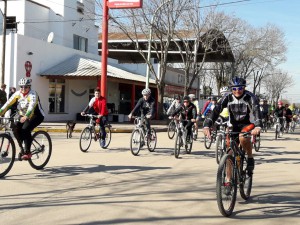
[230,76,246,87]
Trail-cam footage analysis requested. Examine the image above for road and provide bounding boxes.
[0,129,299,225]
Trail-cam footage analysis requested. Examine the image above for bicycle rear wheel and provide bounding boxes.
[29,131,52,170]
[101,125,112,149]
[216,154,237,217]
[79,127,92,152]
[174,133,182,158]
[204,135,213,149]
[147,128,157,152]
[0,134,16,178]
[215,134,225,164]
[167,121,176,139]
[239,156,253,200]
[275,124,278,140]
[130,129,141,156]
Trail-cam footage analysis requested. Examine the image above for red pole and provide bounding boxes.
[99,0,108,98]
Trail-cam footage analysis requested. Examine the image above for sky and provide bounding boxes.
[209,0,300,102]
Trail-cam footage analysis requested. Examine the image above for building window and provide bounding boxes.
[49,79,65,113]
[73,35,88,52]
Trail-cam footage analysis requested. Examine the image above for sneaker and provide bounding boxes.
[21,153,32,160]
[247,157,255,171]
[223,181,232,196]
[100,139,106,148]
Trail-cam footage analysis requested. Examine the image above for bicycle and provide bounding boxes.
[173,118,193,159]
[274,116,283,140]
[130,116,157,156]
[215,118,228,164]
[79,114,112,152]
[216,128,253,217]
[204,125,217,149]
[0,117,52,178]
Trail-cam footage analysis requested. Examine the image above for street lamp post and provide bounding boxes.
[145,0,172,89]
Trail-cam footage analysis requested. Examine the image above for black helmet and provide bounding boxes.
[230,76,246,87]
[183,96,190,102]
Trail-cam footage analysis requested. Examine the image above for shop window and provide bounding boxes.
[49,79,65,113]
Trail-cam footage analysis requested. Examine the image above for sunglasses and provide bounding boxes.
[232,86,244,91]
[183,100,189,103]
[20,86,30,89]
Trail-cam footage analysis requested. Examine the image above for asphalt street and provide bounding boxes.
[0,129,299,225]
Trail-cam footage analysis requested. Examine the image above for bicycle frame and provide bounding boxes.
[134,116,148,143]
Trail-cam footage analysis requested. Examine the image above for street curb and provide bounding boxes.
[33,128,168,133]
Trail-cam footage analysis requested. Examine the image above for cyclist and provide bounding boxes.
[202,96,218,118]
[203,76,262,174]
[166,95,181,116]
[81,87,108,147]
[188,93,200,139]
[218,86,230,121]
[170,95,197,142]
[128,88,155,137]
[273,100,286,134]
[284,103,293,132]
[260,99,270,129]
[201,96,211,117]
[0,77,45,160]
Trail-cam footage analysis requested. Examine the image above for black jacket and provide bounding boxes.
[130,97,156,118]
[172,102,197,120]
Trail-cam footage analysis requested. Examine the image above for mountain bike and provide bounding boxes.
[215,118,228,164]
[130,116,157,156]
[0,117,52,178]
[216,128,253,217]
[274,116,283,140]
[79,114,112,152]
[204,125,217,149]
[173,118,193,159]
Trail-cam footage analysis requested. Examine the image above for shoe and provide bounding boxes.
[100,139,106,148]
[223,181,232,196]
[247,157,255,171]
[21,153,32,160]
[193,133,197,140]
[18,152,23,161]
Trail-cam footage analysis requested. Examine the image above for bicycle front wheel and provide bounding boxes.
[216,154,237,217]
[174,133,182,159]
[185,135,193,154]
[253,135,261,152]
[130,129,141,156]
[215,134,225,164]
[0,134,16,178]
[167,121,176,139]
[147,128,157,152]
[204,135,213,149]
[29,131,52,170]
[239,156,253,200]
[79,127,92,152]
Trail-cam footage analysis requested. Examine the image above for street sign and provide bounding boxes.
[108,0,143,9]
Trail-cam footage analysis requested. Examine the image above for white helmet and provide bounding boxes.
[188,94,196,100]
[141,88,151,95]
[18,77,32,86]
[220,86,229,96]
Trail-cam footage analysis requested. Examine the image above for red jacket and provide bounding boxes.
[84,96,108,116]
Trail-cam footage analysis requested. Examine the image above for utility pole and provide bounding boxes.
[1,0,7,85]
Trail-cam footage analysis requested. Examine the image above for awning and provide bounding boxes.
[39,55,156,84]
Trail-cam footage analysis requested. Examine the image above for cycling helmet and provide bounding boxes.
[183,95,190,102]
[18,77,32,86]
[211,96,218,101]
[141,88,151,95]
[230,76,246,87]
[188,94,196,100]
[278,100,283,105]
[220,86,229,95]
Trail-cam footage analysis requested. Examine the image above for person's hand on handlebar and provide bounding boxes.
[251,127,261,136]
[146,114,151,119]
[128,113,132,119]
[81,112,85,116]
[191,119,196,123]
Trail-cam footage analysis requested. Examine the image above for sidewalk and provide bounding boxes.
[35,120,169,133]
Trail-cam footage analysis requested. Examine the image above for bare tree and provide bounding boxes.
[262,69,294,105]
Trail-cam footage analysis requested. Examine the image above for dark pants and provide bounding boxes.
[183,120,194,137]
[145,117,151,135]
[13,114,44,153]
[98,116,107,140]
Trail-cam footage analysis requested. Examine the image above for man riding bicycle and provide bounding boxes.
[170,96,197,142]
[128,88,155,137]
[81,88,108,147]
[203,76,262,172]
[0,78,45,160]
